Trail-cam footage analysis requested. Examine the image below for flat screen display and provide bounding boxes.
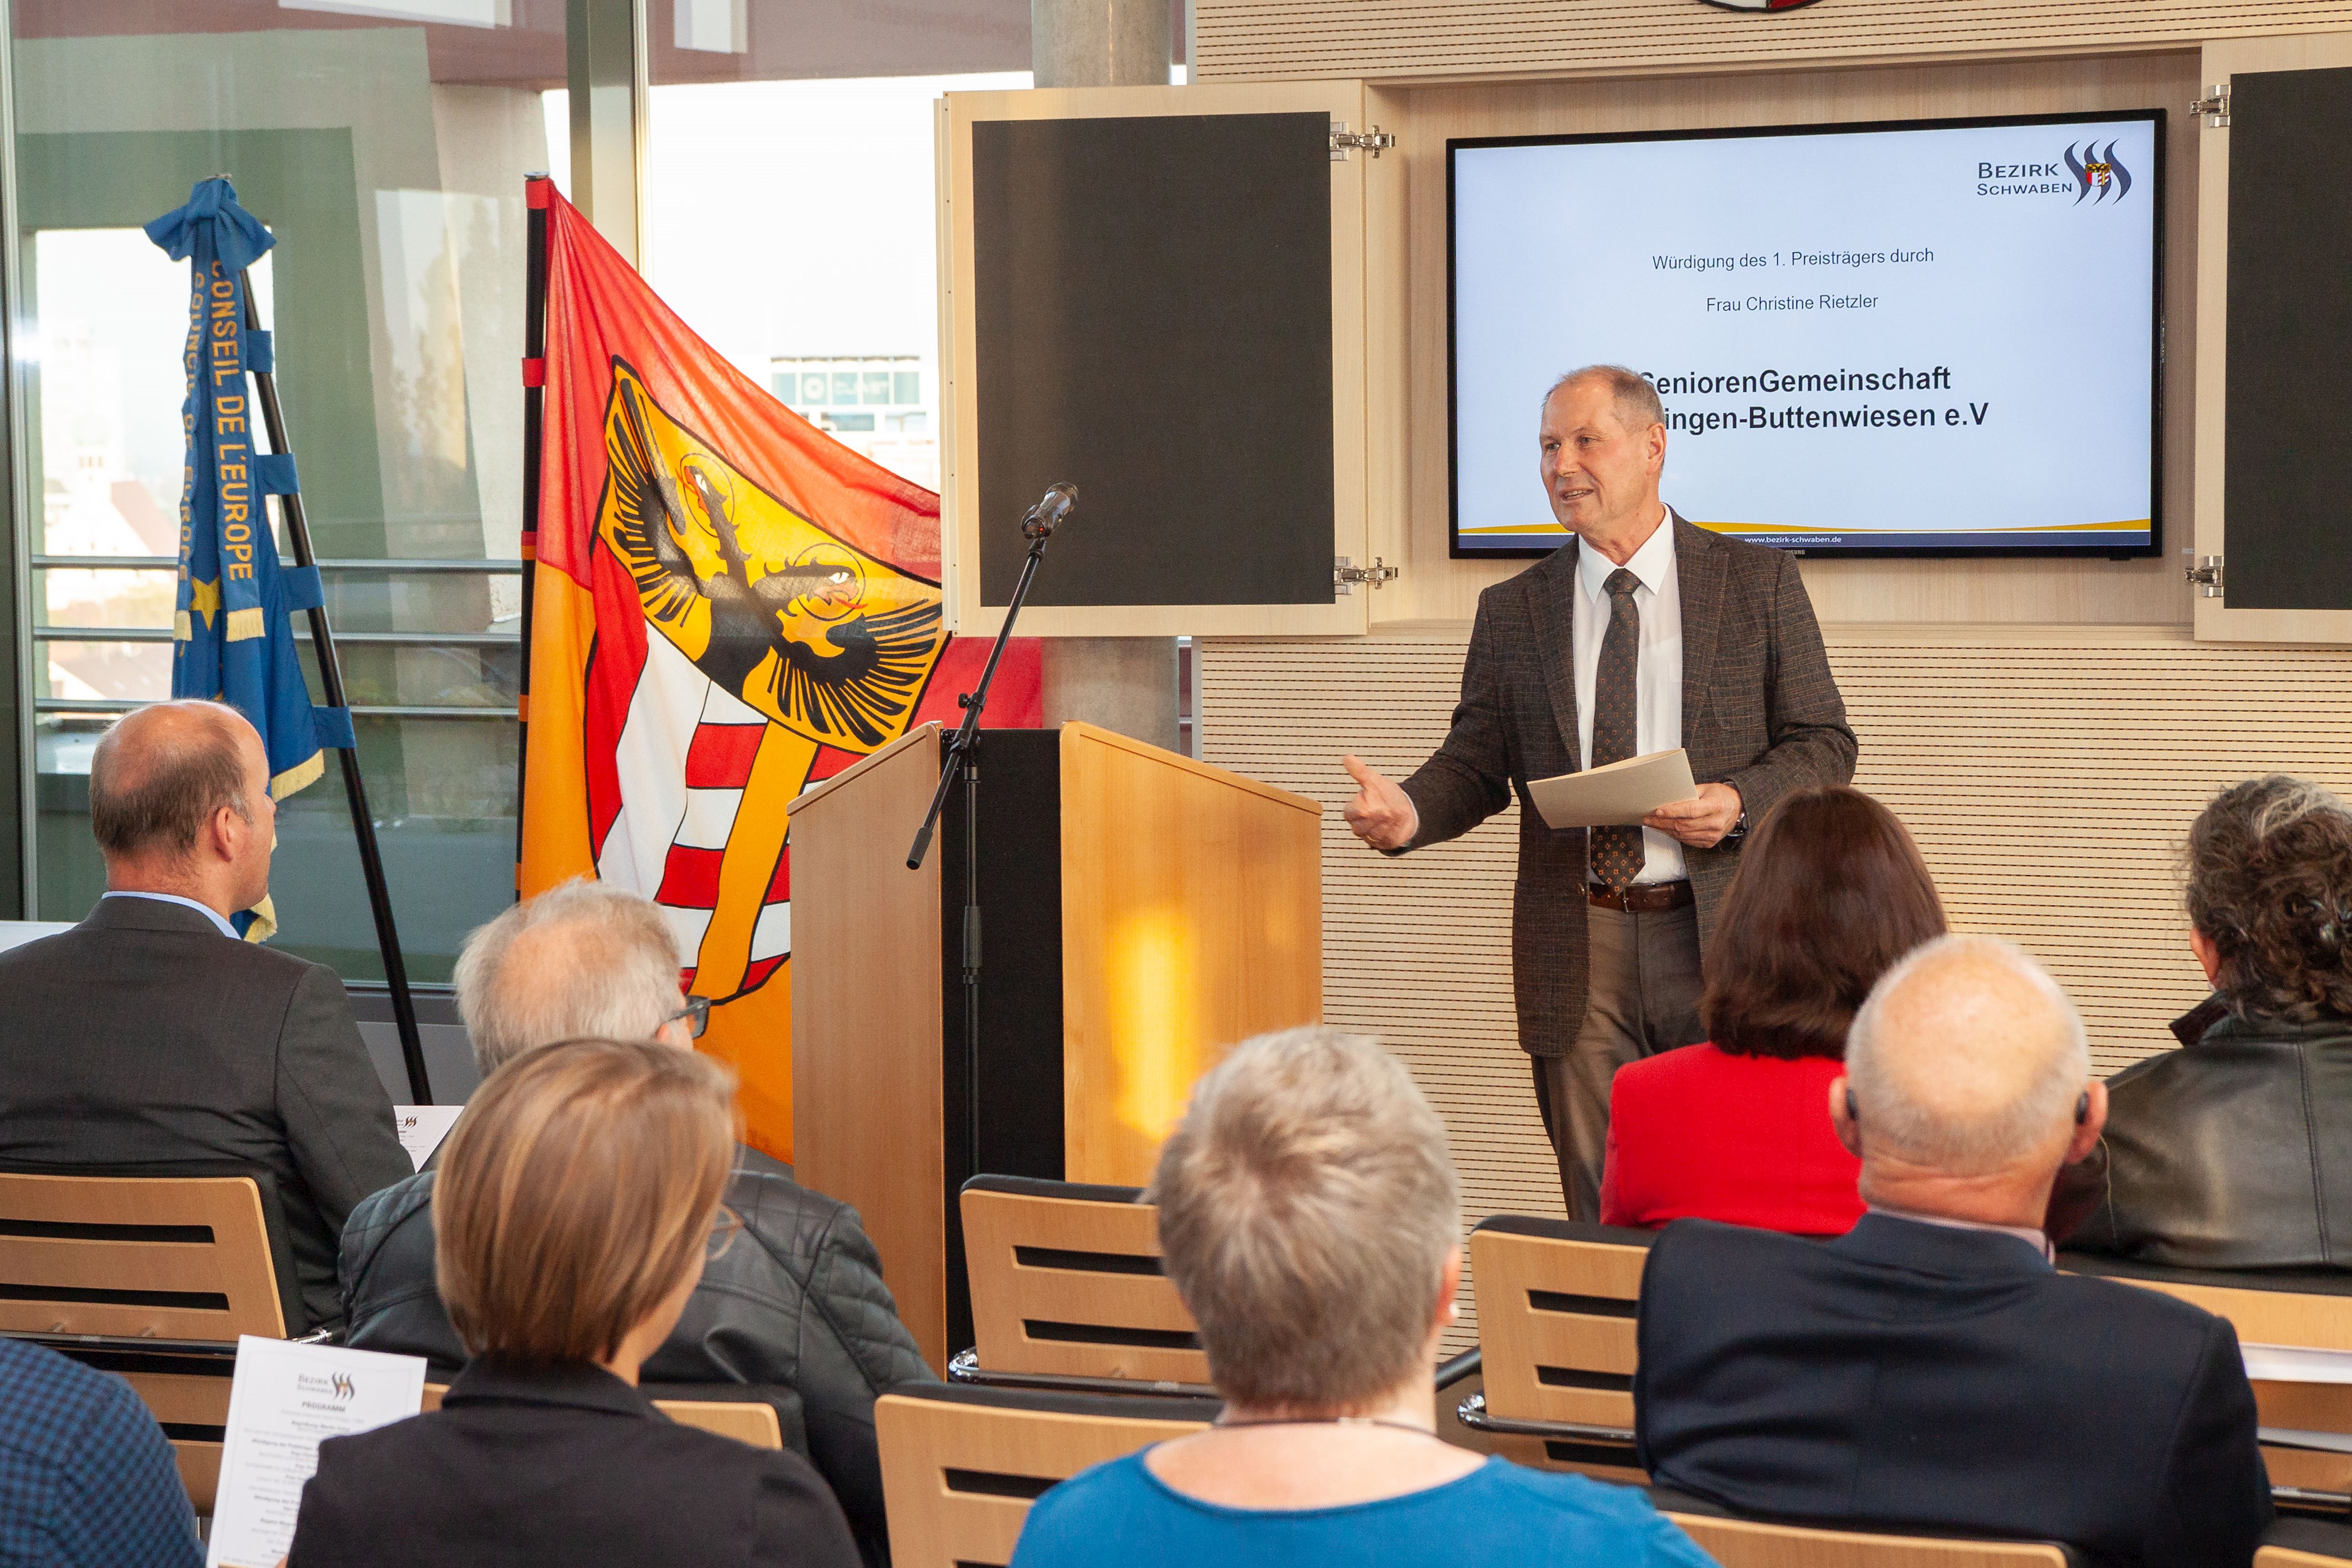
[1449,111,2163,557]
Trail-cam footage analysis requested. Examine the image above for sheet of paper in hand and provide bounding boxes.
[1527,748,1700,830]
[206,1336,428,1568]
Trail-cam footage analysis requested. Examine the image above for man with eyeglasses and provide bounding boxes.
[335,878,933,1566]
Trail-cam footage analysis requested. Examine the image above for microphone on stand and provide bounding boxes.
[1022,482,1078,539]
[907,479,1080,872]
[907,478,1081,1183]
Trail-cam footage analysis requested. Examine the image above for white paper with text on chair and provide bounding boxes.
[205,1336,427,1568]
[392,1105,463,1172]
[1527,749,1700,830]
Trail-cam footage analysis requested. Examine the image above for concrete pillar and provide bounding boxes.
[1030,0,1181,751]
[567,0,648,268]
[1031,0,1173,88]
[1040,638,1180,754]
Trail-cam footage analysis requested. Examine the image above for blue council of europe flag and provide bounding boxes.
[145,176,354,938]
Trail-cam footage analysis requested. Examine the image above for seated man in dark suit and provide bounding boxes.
[1636,933,2272,1568]
[340,879,933,1565]
[0,700,409,1334]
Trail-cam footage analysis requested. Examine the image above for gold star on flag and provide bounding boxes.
[189,576,221,630]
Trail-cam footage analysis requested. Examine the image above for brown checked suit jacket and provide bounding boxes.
[1397,514,1856,1056]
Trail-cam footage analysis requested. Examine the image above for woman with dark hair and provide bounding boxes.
[1600,785,1946,1234]
[2060,776,2352,1268]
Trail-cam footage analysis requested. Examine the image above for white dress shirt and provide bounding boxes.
[100,888,239,940]
[1573,506,1685,886]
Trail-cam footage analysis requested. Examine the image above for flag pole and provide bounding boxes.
[516,174,549,904]
[237,280,433,1106]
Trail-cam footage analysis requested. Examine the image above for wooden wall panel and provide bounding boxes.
[1196,0,2351,85]
[1368,51,2203,628]
[1201,624,2352,1348]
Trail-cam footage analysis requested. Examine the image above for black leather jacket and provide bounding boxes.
[2060,997,2352,1269]
[339,1157,935,1562]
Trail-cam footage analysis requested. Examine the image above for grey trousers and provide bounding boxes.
[1530,901,1707,1222]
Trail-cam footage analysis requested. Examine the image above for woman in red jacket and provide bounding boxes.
[1600,785,1946,1236]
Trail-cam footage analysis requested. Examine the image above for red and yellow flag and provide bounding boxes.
[521,181,1036,1163]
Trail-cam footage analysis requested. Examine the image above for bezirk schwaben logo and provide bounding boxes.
[2064,140,2132,204]
[1975,141,2133,204]
[328,1372,355,1400]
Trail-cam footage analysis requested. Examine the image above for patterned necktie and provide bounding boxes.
[1589,567,1646,891]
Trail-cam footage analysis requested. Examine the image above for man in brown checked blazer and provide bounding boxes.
[1344,367,1855,1219]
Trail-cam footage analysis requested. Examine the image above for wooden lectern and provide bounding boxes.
[787,721,1321,1369]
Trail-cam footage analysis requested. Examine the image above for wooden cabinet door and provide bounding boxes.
[2195,33,2352,642]
[938,80,1380,637]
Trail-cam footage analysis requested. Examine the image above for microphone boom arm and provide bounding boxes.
[906,520,1054,872]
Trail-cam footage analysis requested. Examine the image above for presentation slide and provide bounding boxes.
[1450,113,2161,556]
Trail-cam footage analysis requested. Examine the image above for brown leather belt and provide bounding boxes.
[1587,880,1696,913]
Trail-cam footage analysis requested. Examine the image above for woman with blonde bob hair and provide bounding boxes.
[1010,1027,1710,1568]
[287,1040,860,1568]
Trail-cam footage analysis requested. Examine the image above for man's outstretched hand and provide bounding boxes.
[1342,755,1418,851]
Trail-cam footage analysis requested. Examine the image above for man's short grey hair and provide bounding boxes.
[1845,933,2089,1174]
[1147,1027,1460,1412]
[454,879,684,1074]
[1543,365,1665,432]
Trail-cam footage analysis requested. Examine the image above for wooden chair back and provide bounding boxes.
[1665,1513,2068,1568]
[960,1178,1208,1388]
[1467,1216,1651,1476]
[98,1360,236,1514]
[0,1172,289,1516]
[2066,1260,2352,1500]
[0,1172,285,1340]
[420,1382,783,1448]
[876,1385,1213,1568]
[2263,1549,2352,1568]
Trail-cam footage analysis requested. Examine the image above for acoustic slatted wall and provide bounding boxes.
[1200,626,2352,1348]
[1194,0,2351,83]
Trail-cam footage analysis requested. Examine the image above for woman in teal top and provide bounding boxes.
[1007,1027,1711,1568]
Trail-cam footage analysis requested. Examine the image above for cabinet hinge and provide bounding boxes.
[2186,555,2223,598]
[1334,556,1399,594]
[2191,84,2231,129]
[1329,122,1396,160]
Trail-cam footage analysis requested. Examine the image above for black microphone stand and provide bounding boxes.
[907,500,1064,1179]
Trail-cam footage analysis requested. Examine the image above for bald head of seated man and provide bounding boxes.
[338,879,934,1566]
[0,699,410,1334]
[1834,933,2108,1233]
[1634,934,2273,1568]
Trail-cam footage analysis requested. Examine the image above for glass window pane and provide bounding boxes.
[645,0,1030,84]
[37,567,175,629]
[35,638,168,703]
[320,566,521,636]
[647,69,1030,497]
[29,232,272,560]
[14,1,560,981]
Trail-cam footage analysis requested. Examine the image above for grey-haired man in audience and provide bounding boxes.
[338,879,933,1565]
[1635,934,2272,1567]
